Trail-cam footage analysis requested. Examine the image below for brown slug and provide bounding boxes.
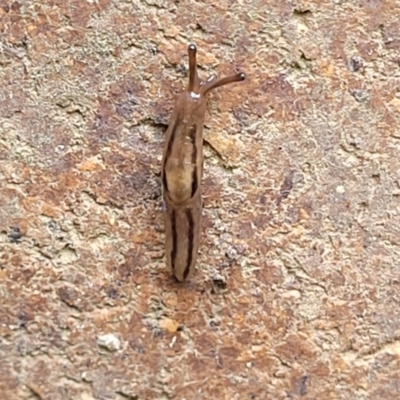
[161,43,245,281]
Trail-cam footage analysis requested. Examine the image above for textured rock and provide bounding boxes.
[1,0,400,399]
[97,333,121,352]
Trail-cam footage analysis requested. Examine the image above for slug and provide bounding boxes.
[161,43,245,281]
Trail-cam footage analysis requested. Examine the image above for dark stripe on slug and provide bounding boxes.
[191,167,198,197]
[189,124,198,198]
[163,116,181,194]
[189,124,196,142]
[171,210,177,271]
[184,209,194,280]
[162,172,168,192]
[189,124,197,163]
[164,117,180,166]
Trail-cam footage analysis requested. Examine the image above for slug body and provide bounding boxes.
[162,44,245,281]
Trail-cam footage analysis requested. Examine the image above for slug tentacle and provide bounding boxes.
[201,72,246,96]
[188,44,200,92]
[161,43,245,281]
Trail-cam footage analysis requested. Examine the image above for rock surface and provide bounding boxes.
[1,0,400,399]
